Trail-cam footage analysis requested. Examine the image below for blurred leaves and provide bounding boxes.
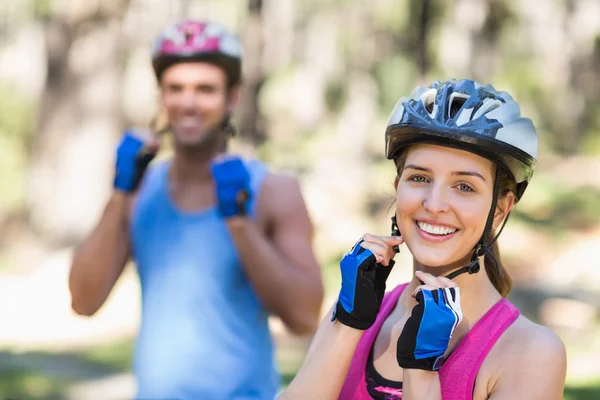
[0,368,66,400]
[514,173,600,233]
[79,338,133,372]
[374,55,418,112]
[0,83,34,140]
[0,84,32,216]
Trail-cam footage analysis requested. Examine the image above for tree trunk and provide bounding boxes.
[236,0,267,146]
[417,0,431,79]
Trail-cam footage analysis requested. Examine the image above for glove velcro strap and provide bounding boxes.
[331,302,377,330]
[397,354,445,371]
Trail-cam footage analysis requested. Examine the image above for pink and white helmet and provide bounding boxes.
[151,20,243,86]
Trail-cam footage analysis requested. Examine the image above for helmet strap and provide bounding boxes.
[218,113,237,152]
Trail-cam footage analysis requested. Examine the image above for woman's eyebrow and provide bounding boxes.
[405,164,431,172]
[452,171,486,182]
[405,164,486,182]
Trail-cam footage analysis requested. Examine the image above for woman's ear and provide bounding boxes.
[394,175,400,189]
[493,192,515,231]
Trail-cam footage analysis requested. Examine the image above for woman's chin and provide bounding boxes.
[415,259,452,269]
[413,252,470,270]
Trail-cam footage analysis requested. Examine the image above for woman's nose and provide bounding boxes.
[423,185,449,213]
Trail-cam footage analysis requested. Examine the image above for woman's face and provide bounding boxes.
[395,144,499,268]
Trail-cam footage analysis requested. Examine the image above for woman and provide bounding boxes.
[280,79,566,399]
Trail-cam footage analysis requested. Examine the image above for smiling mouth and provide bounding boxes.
[177,118,202,129]
[415,220,459,236]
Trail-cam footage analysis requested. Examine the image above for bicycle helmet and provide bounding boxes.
[151,20,242,86]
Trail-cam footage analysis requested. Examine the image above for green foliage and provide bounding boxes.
[580,109,600,156]
[32,0,53,18]
[0,84,34,140]
[79,338,134,372]
[0,339,133,399]
[0,0,52,28]
[371,0,411,32]
[0,368,68,400]
[324,80,347,114]
[278,348,305,387]
[374,55,418,113]
[0,84,32,215]
[513,173,600,233]
[564,379,600,400]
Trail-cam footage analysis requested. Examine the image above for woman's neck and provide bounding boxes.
[400,257,503,330]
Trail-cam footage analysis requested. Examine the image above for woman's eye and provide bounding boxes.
[457,183,475,192]
[409,175,429,183]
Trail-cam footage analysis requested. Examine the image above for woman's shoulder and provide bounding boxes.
[477,313,567,397]
[498,314,566,358]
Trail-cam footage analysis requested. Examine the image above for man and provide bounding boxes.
[69,20,324,399]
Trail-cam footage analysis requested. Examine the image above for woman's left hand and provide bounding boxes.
[410,270,458,298]
[396,271,463,371]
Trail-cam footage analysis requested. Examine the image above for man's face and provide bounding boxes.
[160,62,235,147]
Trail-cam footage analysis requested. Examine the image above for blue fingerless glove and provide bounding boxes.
[210,156,252,218]
[114,131,155,193]
[396,287,463,371]
[331,239,395,330]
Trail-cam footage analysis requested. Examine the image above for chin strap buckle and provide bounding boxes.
[444,245,484,280]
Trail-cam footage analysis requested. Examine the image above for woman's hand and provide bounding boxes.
[332,233,404,330]
[358,233,401,266]
[397,271,463,371]
[410,270,458,297]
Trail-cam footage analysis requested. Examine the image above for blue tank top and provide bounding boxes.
[130,159,279,400]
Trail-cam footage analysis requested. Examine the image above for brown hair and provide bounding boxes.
[394,149,517,297]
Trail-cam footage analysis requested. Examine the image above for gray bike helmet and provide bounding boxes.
[385,79,538,278]
[385,79,537,200]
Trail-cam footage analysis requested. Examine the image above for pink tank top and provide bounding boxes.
[339,283,520,400]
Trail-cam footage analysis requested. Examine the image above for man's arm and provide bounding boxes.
[226,174,324,335]
[69,130,157,316]
[69,192,132,316]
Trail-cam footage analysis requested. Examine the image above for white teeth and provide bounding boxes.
[417,221,457,235]
[180,118,201,127]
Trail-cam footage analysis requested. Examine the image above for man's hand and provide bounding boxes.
[210,156,252,218]
[113,130,159,193]
[332,234,403,330]
[396,271,463,371]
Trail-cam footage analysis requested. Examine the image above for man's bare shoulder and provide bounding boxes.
[259,171,305,209]
[262,170,300,190]
[255,170,313,232]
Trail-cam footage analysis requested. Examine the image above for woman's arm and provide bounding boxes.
[281,233,403,399]
[279,305,363,400]
[396,271,462,399]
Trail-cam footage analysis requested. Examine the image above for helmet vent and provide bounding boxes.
[421,89,437,114]
[448,92,469,118]
[472,98,503,120]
